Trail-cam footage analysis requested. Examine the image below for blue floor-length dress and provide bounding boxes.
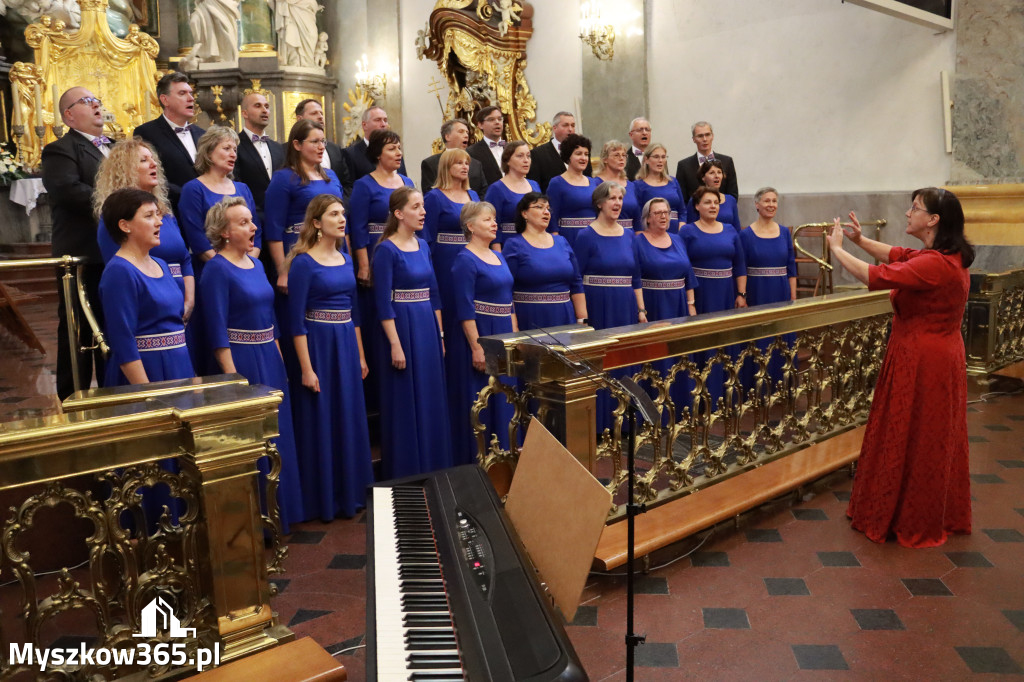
[634,178,685,233]
[98,214,193,299]
[423,188,479,339]
[679,222,747,410]
[200,254,304,533]
[616,179,642,231]
[634,232,699,418]
[485,179,540,247]
[288,252,375,519]
[547,175,600,248]
[739,225,798,392]
[686,192,742,231]
[348,174,415,413]
[372,238,453,479]
[503,234,583,331]
[449,249,516,466]
[575,226,641,433]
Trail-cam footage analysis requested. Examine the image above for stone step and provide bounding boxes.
[0,242,51,257]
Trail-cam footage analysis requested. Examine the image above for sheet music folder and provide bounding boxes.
[505,417,612,622]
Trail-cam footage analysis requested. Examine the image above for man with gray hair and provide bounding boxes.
[528,110,591,192]
[342,105,407,179]
[675,120,738,200]
[626,116,651,181]
[420,118,487,194]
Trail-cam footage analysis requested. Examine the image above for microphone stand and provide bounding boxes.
[516,328,656,682]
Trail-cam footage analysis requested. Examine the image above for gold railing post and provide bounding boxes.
[531,375,598,471]
[58,257,83,394]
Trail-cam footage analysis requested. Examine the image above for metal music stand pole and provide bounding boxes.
[625,401,645,681]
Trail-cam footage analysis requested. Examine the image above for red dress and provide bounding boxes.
[847,247,972,548]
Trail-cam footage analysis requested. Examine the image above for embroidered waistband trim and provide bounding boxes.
[692,267,733,279]
[513,291,571,304]
[306,309,352,323]
[583,274,633,287]
[136,329,186,351]
[641,278,686,289]
[393,288,431,302]
[227,326,275,344]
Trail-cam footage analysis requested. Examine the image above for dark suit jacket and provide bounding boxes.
[134,116,205,213]
[41,129,107,260]
[422,151,488,195]
[234,131,285,225]
[466,139,503,190]
[626,150,643,181]
[324,141,355,201]
[342,137,407,182]
[527,140,592,193]
[675,152,738,202]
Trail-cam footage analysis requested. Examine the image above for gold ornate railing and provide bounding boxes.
[965,267,1024,376]
[477,290,894,520]
[0,377,292,679]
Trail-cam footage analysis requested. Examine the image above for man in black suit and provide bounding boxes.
[234,92,284,226]
[341,105,407,180]
[41,87,111,399]
[675,120,739,201]
[294,98,353,200]
[134,72,204,214]
[528,110,591,192]
[423,118,487,194]
[465,106,505,192]
[626,117,651,181]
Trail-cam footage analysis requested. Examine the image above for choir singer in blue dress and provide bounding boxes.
[484,140,539,249]
[503,192,587,331]
[685,159,742,231]
[547,134,599,248]
[372,187,452,478]
[634,143,685,233]
[448,201,518,466]
[200,196,304,533]
[285,194,374,519]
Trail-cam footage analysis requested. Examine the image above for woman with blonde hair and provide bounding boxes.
[284,194,373,519]
[483,140,539,248]
[447,201,518,466]
[372,186,452,478]
[199,195,303,531]
[178,126,261,276]
[634,143,685,233]
[595,139,641,230]
[95,138,194,323]
[424,147,480,340]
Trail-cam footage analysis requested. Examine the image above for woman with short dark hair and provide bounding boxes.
[546,133,599,248]
[685,158,741,230]
[484,140,540,248]
[828,188,974,548]
[100,188,194,386]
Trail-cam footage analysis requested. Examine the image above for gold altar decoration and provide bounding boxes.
[10,0,160,169]
[965,267,1024,377]
[945,183,1024,246]
[282,90,324,137]
[341,86,376,145]
[0,377,293,679]
[477,290,894,520]
[419,0,550,146]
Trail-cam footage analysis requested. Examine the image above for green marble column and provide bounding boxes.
[177,0,195,53]
[240,0,277,54]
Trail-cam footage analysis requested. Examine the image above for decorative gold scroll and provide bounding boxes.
[11,0,160,168]
[420,0,550,146]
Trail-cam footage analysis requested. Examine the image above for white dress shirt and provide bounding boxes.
[78,130,110,157]
[244,126,273,177]
[164,114,197,162]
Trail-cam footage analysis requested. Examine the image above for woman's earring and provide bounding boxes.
[316,228,322,241]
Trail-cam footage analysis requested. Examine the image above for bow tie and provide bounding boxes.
[488,140,506,148]
[251,133,270,143]
[173,126,189,134]
[91,136,112,148]
[698,153,715,164]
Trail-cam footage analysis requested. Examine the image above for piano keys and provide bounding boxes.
[366,465,587,681]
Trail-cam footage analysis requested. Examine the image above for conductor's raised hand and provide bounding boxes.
[844,210,863,244]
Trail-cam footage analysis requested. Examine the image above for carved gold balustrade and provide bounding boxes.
[0,377,292,680]
[477,290,894,520]
[965,267,1024,377]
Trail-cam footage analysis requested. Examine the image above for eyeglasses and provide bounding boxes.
[909,205,930,214]
[631,126,651,133]
[649,210,670,217]
[528,203,550,212]
[65,96,102,111]
[305,139,327,147]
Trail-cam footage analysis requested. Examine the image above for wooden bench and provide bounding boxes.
[181,637,346,682]
[593,426,865,571]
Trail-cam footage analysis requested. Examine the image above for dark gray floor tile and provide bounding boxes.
[326,634,364,655]
[288,608,331,627]
[745,528,783,543]
[983,424,1012,432]
[327,553,367,570]
[792,644,849,670]
[691,551,730,567]
[818,551,861,567]
[833,490,851,502]
[1002,610,1024,632]
[851,608,905,631]
[955,646,1023,674]
[270,578,290,595]
[792,508,828,521]
[970,473,1006,484]
[998,459,1024,468]
[983,528,1024,542]
[570,605,598,627]
[945,551,993,568]
[634,575,669,595]
[635,642,679,668]
[968,435,990,443]
[703,607,750,629]
[288,530,326,544]
[901,578,953,596]
[765,578,810,596]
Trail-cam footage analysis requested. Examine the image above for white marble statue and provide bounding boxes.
[189,0,241,64]
[0,0,139,38]
[314,32,329,68]
[274,0,323,67]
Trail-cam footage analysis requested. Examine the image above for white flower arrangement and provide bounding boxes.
[0,146,29,186]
